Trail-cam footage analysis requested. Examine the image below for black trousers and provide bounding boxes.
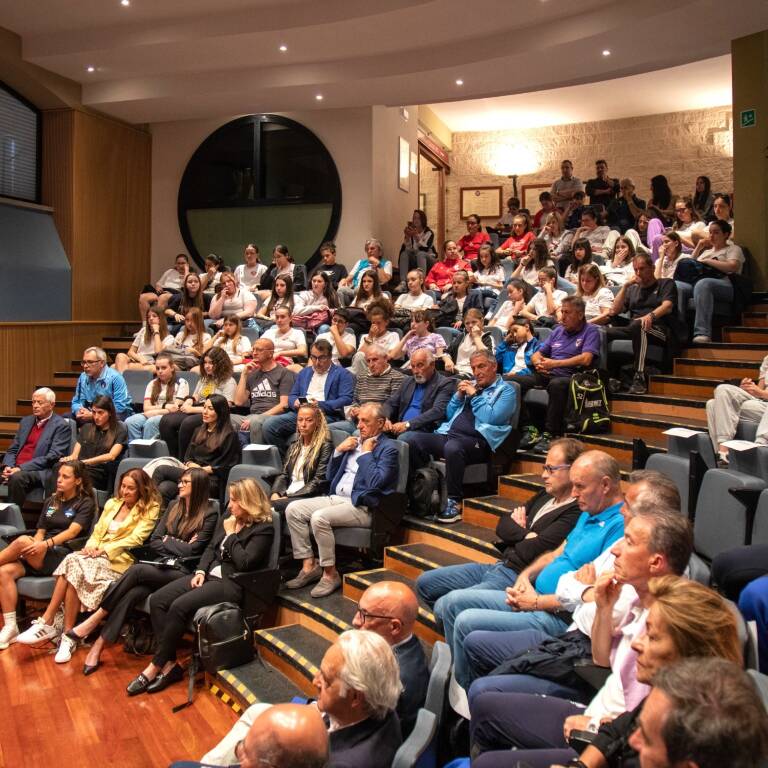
[98,563,184,644]
[404,432,490,500]
[149,573,241,667]
[6,470,44,507]
[507,373,571,435]
[711,545,768,602]
[158,413,203,459]
[605,321,668,373]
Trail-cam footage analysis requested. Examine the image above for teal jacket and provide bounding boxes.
[436,375,517,450]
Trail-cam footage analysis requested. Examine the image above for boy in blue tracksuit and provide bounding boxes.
[495,317,541,378]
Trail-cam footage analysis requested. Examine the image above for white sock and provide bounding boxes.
[2,612,17,630]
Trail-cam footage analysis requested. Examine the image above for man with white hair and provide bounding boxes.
[199,629,403,768]
[71,346,132,424]
[1,388,71,506]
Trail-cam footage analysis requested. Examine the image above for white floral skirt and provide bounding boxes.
[54,552,120,611]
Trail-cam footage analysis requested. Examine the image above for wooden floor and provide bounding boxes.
[0,638,237,768]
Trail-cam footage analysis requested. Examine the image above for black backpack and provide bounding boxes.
[195,602,254,674]
[564,370,610,435]
[408,467,440,518]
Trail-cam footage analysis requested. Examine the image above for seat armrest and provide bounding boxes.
[129,545,157,561]
[1,528,37,543]
[231,567,281,623]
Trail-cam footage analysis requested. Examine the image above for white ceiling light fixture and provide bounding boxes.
[121,0,130,6]
[86,65,96,72]
[315,94,323,101]
[279,45,287,52]
[455,79,464,86]
[602,49,611,56]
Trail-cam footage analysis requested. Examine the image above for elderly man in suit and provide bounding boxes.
[2,388,71,507]
[382,348,456,438]
[285,402,400,597]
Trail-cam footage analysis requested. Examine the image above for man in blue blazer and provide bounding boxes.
[285,402,400,597]
[2,388,71,507]
[262,339,354,455]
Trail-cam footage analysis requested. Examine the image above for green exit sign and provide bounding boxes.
[741,108,756,128]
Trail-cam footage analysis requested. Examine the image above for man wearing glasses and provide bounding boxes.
[232,339,296,446]
[262,339,353,455]
[71,346,132,425]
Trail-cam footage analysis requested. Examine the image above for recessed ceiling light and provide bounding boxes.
[121,0,130,5]
[86,66,96,72]
[455,79,464,86]
[279,44,287,52]
[315,94,323,101]
[602,49,611,56]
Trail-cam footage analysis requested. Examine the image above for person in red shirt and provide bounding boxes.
[425,240,472,293]
[496,214,535,262]
[457,214,491,261]
[533,191,556,230]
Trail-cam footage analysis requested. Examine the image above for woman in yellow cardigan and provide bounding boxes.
[17,467,160,663]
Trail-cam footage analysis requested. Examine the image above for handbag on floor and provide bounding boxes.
[195,602,254,674]
[564,369,610,434]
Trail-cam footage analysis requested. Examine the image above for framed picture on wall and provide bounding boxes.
[460,186,502,219]
[419,192,426,210]
[398,137,410,192]
[521,183,552,213]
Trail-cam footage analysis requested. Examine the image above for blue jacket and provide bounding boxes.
[328,435,400,507]
[72,367,132,416]
[437,375,517,450]
[289,364,354,421]
[3,414,72,484]
[382,371,456,432]
[495,336,542,376]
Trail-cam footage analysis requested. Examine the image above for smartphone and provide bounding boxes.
[298,397,309,405]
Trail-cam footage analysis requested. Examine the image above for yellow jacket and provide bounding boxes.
[86,497,160,574]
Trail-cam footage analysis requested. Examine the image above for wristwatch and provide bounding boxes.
[404,421,411,430]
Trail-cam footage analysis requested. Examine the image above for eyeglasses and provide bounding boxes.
[355,605,394,623]
[310,354,330,362]
[542,464,571,474]
[81,359,101,366]
[178,479,192,486]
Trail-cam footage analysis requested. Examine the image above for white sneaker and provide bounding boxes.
[692,335,711,344]
[16,617,59,646]
[54,633,77,663]
[0,623,18,650]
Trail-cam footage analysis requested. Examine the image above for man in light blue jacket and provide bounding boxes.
[402,348,517,524]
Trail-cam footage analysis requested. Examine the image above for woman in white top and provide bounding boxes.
[203,315,251,372]
[124,353,191,442]
[292,272,339,321]
[173,307,212,361]
[671,196,708,249]
[315,309,357,363]
[114,308,175,373]
[138,253,190,317]
[233,244,267,293]
[520,267,567,325]
[600,235,636,286]
[539,211,565,254]
[200,254,225,296]
[576,264,615,325]
[262,306,308,365]
[258,245,306,299]
[470,245,505,294]
[563,239,596,285]
[654,232,687,281]
[442,308,494,378]
[254,275,294,328]
[209,273,258,329]
[488,279,528,330]
[350,269,383,311]
[395,269,437,311]
[512,238,554,287]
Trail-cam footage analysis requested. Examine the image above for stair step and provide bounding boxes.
[610,412,707,444]
[343,568,443,642]
[674,358,759,379]
[648,375,719,399]
[16,400,70,416]
[681,343,768,362]
[0,415,22,430]
[274,583,357,644]
[741,312,768,327]
[723,327,768,344]
[384,542,474,580]
[253,624,330,696]
[465,490,539,527]
[563,432,659,467]
[610,394,706,420]
[212,659,306,713]
[401,514,499,563]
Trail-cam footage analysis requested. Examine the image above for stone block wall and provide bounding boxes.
[444,106,732,242]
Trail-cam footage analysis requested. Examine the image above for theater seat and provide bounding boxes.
[392,708,437,768]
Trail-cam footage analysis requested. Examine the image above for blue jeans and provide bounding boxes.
[468,671,585,707]
[125,413,163,442]
[262,411,298,454]
[693,276,733,338]
[464,627,550,682]
[417,561,518,614]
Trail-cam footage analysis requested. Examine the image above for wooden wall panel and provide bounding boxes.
[41,109,74,259]
[0,322,129,413]
[72,112,151,321]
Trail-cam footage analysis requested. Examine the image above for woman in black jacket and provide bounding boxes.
[269,403,333,513]
[126,477,274,696]
[66,468,218,675]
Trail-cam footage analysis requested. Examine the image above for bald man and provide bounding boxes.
[352,581,430,736]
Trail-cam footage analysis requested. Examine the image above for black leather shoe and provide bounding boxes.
[146,663,184,694]
[83,661,101,676]
[126,673,152,696]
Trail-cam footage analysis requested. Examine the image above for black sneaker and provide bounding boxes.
[519,426,540,450]
[627,372,647,395]
[533,432,553,454]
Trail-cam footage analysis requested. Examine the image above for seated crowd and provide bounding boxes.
[1,160,767,768]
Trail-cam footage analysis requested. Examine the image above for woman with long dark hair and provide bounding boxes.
[209,273,259,329]
[165,272,211,333]
[126,477,274,695]
[66,467,218,674]
[512,238,554,286]
[114,307,175,373]
[61,395,128,491]
[155,394,240,507]
[350,269,383,310]
[693,175,714,220]
[258,244,306,296]
[0,461,96,650]
[255,275,294,328]
[398,209,436,286]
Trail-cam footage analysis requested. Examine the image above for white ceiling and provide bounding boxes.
[429,55,733,132]
[0,0,764,124]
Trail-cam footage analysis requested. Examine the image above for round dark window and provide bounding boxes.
[178,114,341,270]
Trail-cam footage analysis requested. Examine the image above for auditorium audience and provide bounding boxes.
[308,241,348,289]
[403,348,517,523]
[520,266,567,327]
[284,403,399,597]
[261,306,308,366]
[200,253,226,297]
[567,209,611,260]
[347,269,383,312]
[550,160,584,208]
[693,174,714,220]
[170,307,211,366]
[66,467,217,673]
[585,159,619,209]
[126,477,273,695]
[258,244,307,295]
[292,272,338,333]
[470,244,505,304]
[394,269,437,312]
[351,301,400,374]
[437,270,483,329]
[398,209,436,286]
[72,346,133,424]
[0,461,96,650]
[496,214,535,260]
[487,279,529,330]
[654,231,686,280]
[315,308,357,363]
[204,314,251,371]
[457,214,491,260]
[209,273,258,329]
[600,235,637,286]
[442,308,495,377]
[577,264,615,324]
[17,467,160,663]
[495,317,541,377]
[337,239,392,305]
[425,239,472,293]
[164,272,211,333]
[2,387,71,507]
[233,244,267,293]
[511,238,554,287]
[139,253,190,317]
[606,178,646,233]
[254,275,294,328]
[388,310,447,368]
[62,395,128,491]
